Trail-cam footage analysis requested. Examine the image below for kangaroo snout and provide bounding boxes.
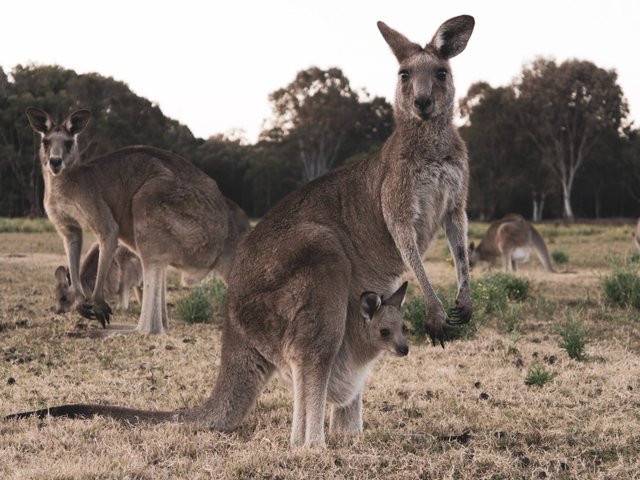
[396,344,409,357]
[49,157,63,173]
[413,95,434,117]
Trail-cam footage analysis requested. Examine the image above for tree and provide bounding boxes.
[266,67,392,183]
[515,58,629,221]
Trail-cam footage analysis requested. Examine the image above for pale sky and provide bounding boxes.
[3,1,639,143]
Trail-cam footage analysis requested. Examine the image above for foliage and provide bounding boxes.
[601,260,640,310]
[0,217,54,233]
[551,250,569,265]
[175,276,227,325]
[471,272,530,319]
[524,363,556,387]
[557,314,589,361]
[403,296,427,341]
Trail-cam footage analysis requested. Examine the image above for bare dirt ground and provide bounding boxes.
[1,224,639,479]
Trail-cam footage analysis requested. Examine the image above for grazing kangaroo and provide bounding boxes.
[468,214,556,272]
[54,242,142,314]
[10,16,474,448]
[7,283,410,434]
[26,107,247,334]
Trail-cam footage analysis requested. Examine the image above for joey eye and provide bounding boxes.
[399,70,409,82]
[402,325,408,334]
[64,140,74,151]
[60,295,67,303]
[380,328,390,338]
[436,69,448,81]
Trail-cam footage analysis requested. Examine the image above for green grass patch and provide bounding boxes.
[0,217,55,233]
[557,314,589,361]
[551,250,569,265]
[175,276,227,325]
[524,363,556,387]
[601,260,640,310]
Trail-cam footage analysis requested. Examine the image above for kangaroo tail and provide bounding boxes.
[531,225,556,273]
[5,404,184,424]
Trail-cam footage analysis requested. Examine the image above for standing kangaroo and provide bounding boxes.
[26,107,248,335]
[468,213,556,272]
[53,242,142,314]
[10,16,474,448]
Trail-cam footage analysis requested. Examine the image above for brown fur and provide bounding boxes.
[25,108,249,334]
[54,242,142,314]
[11,16,475,448]
[469,214,556,272]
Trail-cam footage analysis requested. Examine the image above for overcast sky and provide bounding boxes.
[3,1,639,143]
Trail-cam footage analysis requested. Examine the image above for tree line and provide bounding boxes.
[0,60,637,220]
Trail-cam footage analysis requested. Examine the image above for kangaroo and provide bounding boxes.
[633,218,640,251]
[468,214,556,272]
[54,242,142,314]
[25,107,248,335]
[10,16,475,448]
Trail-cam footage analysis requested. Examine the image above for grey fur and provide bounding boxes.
[54,242,142,314]
[26,107,250,334]
[469,213,556,272]
[11,16,474,448]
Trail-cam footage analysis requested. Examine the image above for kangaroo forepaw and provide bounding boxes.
[425,315,448,349]
[75,301,112,327]
[447,295,473,326]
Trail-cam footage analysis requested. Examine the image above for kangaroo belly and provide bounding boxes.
[512,245,531,263]
[327,357,377,407]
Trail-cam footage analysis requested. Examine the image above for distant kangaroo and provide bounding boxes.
[26,107,248,335]
[10,16,474,447]
[54,242,142,314]
[469,214,556,272]
[633,218,640,251]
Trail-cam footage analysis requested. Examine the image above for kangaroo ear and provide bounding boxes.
[360,292,382,320]
[26,107,52,135]
[55,266,70,285]
[385,281,408,309]
[469,241,475,252]
[429,15,474,59]
[377,21,422,63]
[63,109,91,136]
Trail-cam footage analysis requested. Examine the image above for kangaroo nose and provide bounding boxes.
[413,96,433,111]
[50,157,62,168]
[397,345,409,356]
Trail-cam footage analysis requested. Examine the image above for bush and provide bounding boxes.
[551,250,569,265]
[0,217,55,233]
[472,273,530,318]
[403,296,427,341]
[601,263,640,310]
[524,363,555,387]
[557,315,588,361]
[175,276,227,325]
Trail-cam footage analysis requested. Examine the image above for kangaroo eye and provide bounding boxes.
[64,140,74,151]
[42,140,50,149]
[380,328,390,337]
[436,69,448,81]
[402,325,408,334]
[399,70,410,82]
[60,296,67,302]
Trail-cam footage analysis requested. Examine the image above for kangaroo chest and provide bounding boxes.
[413,158,464,253]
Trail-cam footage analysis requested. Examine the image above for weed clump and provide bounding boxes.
[601,260,640,310]
[557,315,589,361]
[176,276,227,325]
[552,250,569,265]
[525,363,555,387]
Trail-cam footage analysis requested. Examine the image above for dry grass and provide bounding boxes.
[2,223,640,479]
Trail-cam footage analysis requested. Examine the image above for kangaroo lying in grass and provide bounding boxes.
[25,107,247,335]
[54,242,142,314]
[7,282,410,436]
[10,15,474,448]
[469,214,556,272]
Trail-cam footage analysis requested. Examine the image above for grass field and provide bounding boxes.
[1,222,639,479]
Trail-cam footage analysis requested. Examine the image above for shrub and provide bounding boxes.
[557,315,588,361]
[551,250,569,265]
[472,273,530,318]
[176,276,227,325]
[403,296,427,341]
[524,363,555,387]
[601,262,640,310]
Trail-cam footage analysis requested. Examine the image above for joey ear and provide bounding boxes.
[26,107,52,135]
[360,291,382,320]
[385,281,408,309]
[377,21,422,63]
[469,241,475,251]
[429,15,474,59]
[54,266,70,285]
[63,109,91,136]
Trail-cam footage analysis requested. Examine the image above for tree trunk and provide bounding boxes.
[561,182,575,222]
